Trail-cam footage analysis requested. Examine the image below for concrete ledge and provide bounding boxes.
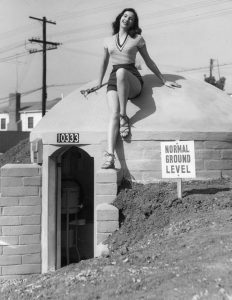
[96,203,118,221]
[1,164,41,177]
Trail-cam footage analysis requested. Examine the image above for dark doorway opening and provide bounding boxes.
[59,147,94,267]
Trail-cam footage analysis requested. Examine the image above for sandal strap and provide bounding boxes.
[104,151,115,159]
[120,115,129,121]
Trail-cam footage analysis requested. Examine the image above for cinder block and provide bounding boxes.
[0,255,21,266]
[116,148,142,160]
[23,177,42,186]
[222,170,232,177]
[196,170,222,179]
[142,150,161,160]
[96,204,118,221]
[95,195,117,205]
[96,169,122,183]
[1,177,23,187]
[205,160,232,170]
[20,216,41,225]
[195,159,205,170]
[95,183,118,195]
[22,253,41,264]
[2,264,41,275]
[221,150,232,159]
[204,141,232,149]
[3,244,41,255]
[97,233,111,244]
[19,196,41,206]
[97,221,119,233]
[124,170,143,181]
[194,141,205,149]
[0,236,19,246]
[0,197,19,206]
[19,234,40,245]
[1,186,39,197]
[195,149,221,160]
[2,225,41,236]
[0,216,20,226]
[126,159,161,171]
[1,164,41,177]
[142,171,162,182]
[3,205,41,216]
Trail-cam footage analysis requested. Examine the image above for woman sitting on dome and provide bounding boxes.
[95,8,180,169]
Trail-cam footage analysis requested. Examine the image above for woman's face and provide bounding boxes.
[120,11,135,30]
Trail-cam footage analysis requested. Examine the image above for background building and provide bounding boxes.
[0,93,61,132]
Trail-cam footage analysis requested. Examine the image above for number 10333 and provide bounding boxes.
[57,133,79,143]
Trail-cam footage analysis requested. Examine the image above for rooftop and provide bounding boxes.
[0,98,61,114]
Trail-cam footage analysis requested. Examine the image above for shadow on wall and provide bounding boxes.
[130,73,185,126]
[116,73,185,182]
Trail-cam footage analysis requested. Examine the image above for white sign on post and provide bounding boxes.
[160,141,196,179]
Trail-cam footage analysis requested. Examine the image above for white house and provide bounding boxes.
[0,93,61,131]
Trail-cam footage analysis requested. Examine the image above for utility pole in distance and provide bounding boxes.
[29,16,61,116]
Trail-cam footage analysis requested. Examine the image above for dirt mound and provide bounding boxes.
[1,178,232,299]
[0,138,31,168]
[109,179,232,253]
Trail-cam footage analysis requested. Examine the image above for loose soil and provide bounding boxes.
[1,175,232,299]
[0,138,30,168]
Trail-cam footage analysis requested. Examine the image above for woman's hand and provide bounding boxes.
[164,81,181,88]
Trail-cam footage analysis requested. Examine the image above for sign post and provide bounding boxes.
[160,141,196,199]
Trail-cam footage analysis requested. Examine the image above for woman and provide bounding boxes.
[96,8,180,169]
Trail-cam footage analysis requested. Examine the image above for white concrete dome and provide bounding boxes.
[31,71,232,144]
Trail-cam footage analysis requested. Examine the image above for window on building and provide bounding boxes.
[1,118,6,130]
[28,117,34,129]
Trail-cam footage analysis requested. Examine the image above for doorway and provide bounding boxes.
[56,146,94,267]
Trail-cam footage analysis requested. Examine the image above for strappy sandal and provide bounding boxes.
[120,115,130,139]
[101,152,115,169]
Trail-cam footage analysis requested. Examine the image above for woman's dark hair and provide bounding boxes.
[112,8,142,38]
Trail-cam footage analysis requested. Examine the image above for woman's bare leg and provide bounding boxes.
[106,90,120,154]
[116,68,142,116]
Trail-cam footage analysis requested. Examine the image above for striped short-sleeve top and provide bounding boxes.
[104,34,145,65]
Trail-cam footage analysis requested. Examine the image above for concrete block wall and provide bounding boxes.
[114,135,232,182]
[96,169,123,244]
[0,164,42,277]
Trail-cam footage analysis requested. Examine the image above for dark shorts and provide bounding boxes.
[107,63,143,98]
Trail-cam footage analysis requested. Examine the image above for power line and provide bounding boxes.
[28,16,61,116]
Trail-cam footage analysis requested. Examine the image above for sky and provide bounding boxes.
[0,0,232,108]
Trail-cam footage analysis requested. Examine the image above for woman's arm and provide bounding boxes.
[138,44,180,88]
[97,47,110,87]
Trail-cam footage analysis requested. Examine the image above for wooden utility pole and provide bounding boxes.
[29,16,61,116]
